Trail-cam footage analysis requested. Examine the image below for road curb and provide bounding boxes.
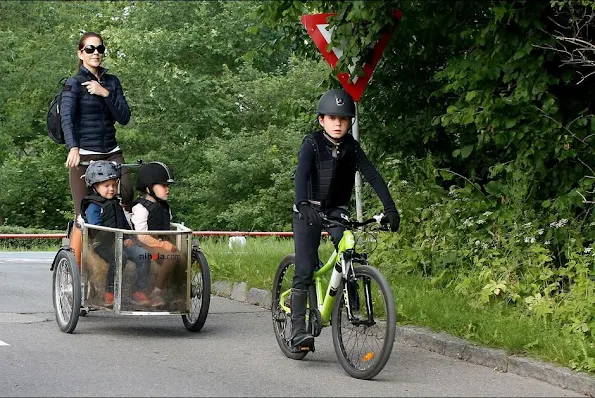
[395,325,595,396]
[212,280,595,397]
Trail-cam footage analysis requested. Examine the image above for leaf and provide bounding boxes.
[484,181,504,196]
[493,6,507,21]
[504,117,517,129]
[245,26,259,35]
[439,169,455,180]
[465,91,478,101]
[461,144,474,159]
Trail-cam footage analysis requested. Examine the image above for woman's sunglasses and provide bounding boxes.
[82,44,106,54]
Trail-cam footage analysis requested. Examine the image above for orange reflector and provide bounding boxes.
[362,351,375,361]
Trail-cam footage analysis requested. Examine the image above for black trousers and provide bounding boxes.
[292,207,348,290]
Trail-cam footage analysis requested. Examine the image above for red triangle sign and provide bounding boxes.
[300,10,402,102]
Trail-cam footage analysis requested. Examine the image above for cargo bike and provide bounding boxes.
[50,163,211,334]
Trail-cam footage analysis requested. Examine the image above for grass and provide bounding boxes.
[389,271,592,370]
[198,236,337,289]
[4,236,592,372]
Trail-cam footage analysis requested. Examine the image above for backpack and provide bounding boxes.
[46,75,87,145]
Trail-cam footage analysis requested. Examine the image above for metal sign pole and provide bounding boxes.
[352,103,363,222]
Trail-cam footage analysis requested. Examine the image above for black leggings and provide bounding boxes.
[291,207,348,290]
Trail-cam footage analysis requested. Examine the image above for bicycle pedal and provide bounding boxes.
[297,343,315,353]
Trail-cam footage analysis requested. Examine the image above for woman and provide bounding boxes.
[61,32,133,217]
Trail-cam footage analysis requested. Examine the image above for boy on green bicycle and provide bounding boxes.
[291,89,400,349]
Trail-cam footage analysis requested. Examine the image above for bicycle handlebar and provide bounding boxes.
[78,159,144,168]
[321,213,388,230]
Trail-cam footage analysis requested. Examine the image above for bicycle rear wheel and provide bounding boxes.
[331,265,396,379]
[271,254,316,360]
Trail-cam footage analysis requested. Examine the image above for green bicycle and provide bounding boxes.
[272,213,397,380]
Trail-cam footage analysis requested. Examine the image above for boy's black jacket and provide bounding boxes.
[294,130,396,212]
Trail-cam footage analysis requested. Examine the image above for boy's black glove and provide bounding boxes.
[383,210,400,232]
[297,202,322,226]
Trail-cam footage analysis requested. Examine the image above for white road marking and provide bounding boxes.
[0,340,9,346]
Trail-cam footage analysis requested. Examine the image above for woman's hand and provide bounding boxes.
[65,147,80,168]
[123,238,134,248]
[81,81,109,98]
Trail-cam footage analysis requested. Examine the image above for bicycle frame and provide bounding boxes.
[279,229,357,327]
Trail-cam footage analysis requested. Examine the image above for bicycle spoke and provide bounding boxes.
[189,267,203,321]
[341,317,382,369]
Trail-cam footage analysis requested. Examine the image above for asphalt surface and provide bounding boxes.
[0,252,585,397]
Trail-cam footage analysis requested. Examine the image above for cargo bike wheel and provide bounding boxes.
[52,249,81,333]
[182,246,211,332]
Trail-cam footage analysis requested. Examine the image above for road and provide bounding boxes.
[0,252,584,397]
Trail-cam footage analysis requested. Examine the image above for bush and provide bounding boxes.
[370,154,595,371]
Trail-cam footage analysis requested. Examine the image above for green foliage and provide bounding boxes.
[0,1,324,231]
[0,138,72,228]
[370,154,595,371]
[432,0,595,206]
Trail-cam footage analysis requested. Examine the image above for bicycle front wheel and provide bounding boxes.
[331,265,396,379]
[52,249,81,333]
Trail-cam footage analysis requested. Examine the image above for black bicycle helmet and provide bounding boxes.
[136,161,174,192]
[316,89,355,117]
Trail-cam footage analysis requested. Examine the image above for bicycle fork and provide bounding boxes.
[320,253,376,326]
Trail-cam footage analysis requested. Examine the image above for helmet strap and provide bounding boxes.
[146,186,167,204]
[323,131,343,144]
[146,186,157,200]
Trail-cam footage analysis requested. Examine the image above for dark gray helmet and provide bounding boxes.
[316,89,356,117]
[136,161,174,192]
[84,160,121,187]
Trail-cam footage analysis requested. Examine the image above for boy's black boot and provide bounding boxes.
[290,288,314,348]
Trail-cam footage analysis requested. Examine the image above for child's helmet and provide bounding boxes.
[136,161,175,192]
[316,89,356,117]
[84,160,121,187]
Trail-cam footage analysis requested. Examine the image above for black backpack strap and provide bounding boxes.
[61,74,89,98]
[61,74,87,88]
[72,74,88,84]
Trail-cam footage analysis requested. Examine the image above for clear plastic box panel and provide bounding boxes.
[81,224,190,314]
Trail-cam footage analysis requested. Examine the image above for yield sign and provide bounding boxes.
[300,10,402,101]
